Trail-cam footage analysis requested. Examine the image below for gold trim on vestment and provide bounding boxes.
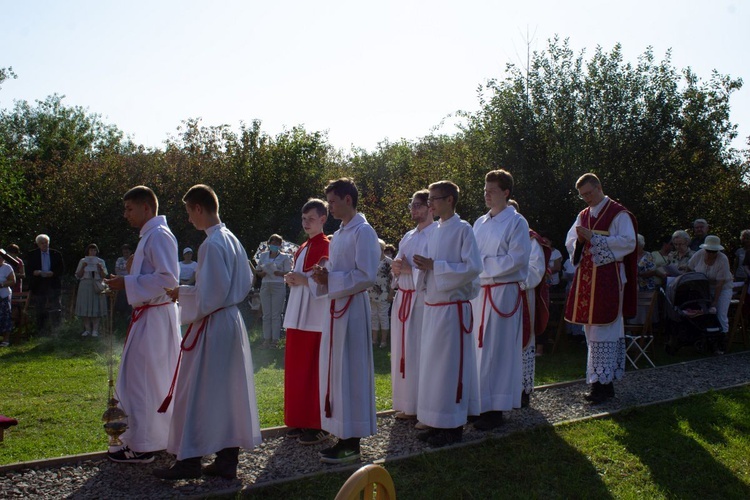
[588,264,597,324]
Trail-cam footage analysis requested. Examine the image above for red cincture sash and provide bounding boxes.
[396,288,415,379]
[425,300,473,403]
[157,306,225,413]
[477,283,521,348]
[125,302,171,347]
[324,292,362,418]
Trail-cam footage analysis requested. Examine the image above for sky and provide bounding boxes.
[2,0,748,153]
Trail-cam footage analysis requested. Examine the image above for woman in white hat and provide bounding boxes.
[688,235,733,352]
[179,247,198,285]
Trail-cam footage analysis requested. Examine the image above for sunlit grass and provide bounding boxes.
[248,388,750,499]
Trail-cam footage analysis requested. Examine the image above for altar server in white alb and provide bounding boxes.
[413,180,482,448]
[469,170,530,431]
[154,184,262,480]
[311,178,380,465]
[390,189,436,420]
[104,186,181,464]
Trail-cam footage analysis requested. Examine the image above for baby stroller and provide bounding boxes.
[663,272,722,354]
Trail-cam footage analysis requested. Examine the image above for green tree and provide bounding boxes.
[461,36,746,250]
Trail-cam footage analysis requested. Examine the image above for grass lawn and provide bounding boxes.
[0,311,396,465]
[248,387,750,499]
[0,312,738,466]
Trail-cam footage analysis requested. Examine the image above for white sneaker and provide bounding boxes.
[81,331,90,337]
[91,331,100,337]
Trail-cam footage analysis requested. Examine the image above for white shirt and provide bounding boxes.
[0,263,13,299]
[179,260,198,284]
[257,251,292,283]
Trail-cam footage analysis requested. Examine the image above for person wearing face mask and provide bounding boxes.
[255,234,292,349]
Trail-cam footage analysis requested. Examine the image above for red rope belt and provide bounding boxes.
[324,292,361,418]
[397,288,415,379]
[477,283,521,348]
[425,299,473,403]
[157,306,225,413]
[124,302,171,347]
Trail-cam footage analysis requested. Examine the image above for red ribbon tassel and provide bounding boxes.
[324,294,356,418]
[397,288,414,379]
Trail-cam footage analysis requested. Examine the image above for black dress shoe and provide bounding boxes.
[153,457,202,480]
[203,447,239,479]
[585,382,613,404]
[473,411,504,431]
[417,427,440,442]
[426,427,463,447]
[584,382,602,402]
[521,391,530,408]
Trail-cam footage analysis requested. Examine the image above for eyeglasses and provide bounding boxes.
[408,202,425,210]
[577,188,598,200]
[426,195,449,206]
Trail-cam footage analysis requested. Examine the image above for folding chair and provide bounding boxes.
[625,290,658,369]
[335,464,396,500]
[727,281,748,352]
[10,290,32,344]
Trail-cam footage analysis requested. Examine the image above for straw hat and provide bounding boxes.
[699,235,724,252]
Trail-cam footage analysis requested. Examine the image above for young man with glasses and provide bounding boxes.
[565,173,637,404]
[413,181,482,447]
[469,170,531,430]
[390,189,436,424]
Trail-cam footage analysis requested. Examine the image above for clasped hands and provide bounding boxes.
[284,271,308,286]
[311,264,328,286]
[412,254,433,271]
[575,226,593,242]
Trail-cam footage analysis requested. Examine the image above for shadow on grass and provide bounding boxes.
[615,389,750,498]
[251,421,615,499]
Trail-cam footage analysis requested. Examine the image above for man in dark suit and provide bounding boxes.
[26,234,65,333]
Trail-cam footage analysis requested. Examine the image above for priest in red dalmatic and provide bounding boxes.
[565,173,637,404]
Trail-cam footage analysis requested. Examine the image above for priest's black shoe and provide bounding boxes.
[153,457,201,480]
[584,382,613,404]
[521,391,530,408]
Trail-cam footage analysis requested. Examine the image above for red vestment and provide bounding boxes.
[565,199,638,325]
